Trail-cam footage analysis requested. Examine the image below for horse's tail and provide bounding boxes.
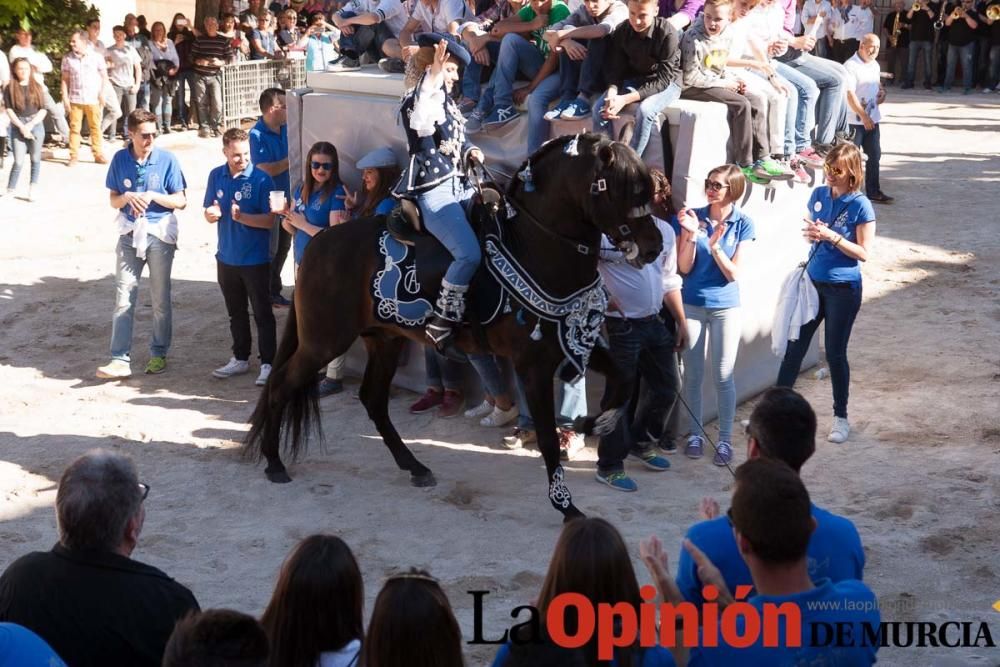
[245,303,321,463]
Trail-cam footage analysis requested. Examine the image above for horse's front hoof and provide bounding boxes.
[411,471,437,488]
[265,467,292,484]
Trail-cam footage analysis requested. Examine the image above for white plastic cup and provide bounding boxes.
[269,190,286,212]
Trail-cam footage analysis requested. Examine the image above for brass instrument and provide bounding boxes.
[911,1,922,10]
[988,4,1000,19]
[934,1,947,29]
[950,6,964,19]
[889,11,902,47]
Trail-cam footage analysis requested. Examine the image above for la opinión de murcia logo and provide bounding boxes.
[467,589,998,656]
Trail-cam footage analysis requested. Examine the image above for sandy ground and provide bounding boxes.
[1,92,998,666]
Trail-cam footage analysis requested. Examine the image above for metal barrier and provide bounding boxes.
[220,59,307,126]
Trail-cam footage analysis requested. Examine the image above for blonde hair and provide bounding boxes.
[824,143,864,192]
[404,47,437,89]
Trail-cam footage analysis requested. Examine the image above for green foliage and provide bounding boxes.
[1,0,100,97]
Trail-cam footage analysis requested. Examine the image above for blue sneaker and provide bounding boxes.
[595,470,638,492]
[713,441,734,467]
[685,434,705,459]
[559,98,591,119]
[543,100,573,121]
[465,109,484,134]
[629,448,671,471]
[484,105,519,129]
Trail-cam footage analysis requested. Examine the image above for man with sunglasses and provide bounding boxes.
[673,387,865,607]
[249,88,292,308]
[0,450,199,666]
[97,109,188,379]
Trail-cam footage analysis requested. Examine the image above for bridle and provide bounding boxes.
[465,139,650,258]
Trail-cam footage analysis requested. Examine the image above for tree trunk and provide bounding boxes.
[194,0,221,32]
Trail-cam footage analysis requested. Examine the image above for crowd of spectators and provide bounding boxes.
[0,388,882,666]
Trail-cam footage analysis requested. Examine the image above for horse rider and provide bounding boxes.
[393,33,485,347]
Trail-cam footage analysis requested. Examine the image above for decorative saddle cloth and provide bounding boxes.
[369,205,607,380]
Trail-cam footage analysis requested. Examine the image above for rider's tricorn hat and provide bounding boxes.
[414,32,471,68]
[357,147,399,169]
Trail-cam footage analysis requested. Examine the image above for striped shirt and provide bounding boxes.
[190,35,233,76]
[61,49,106,105]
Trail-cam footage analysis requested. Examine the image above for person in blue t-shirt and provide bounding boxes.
[344,146,402,219]
[777,143,876,445]
[315,145,401,398]
[249,88,292,307]
[675,387,865,607]
[278,141,349,398]
[204,127,278,387]
[642,459,879,667]
[0,623,67,666]
[97,109,188,381]
[671,164,755,467]
[492,518,675,667]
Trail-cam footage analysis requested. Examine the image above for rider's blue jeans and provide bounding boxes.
[417,175,480,287]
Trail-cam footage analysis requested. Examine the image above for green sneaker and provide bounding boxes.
[741,165,771,185]
[758,157,794,180]
[144,356,167,374]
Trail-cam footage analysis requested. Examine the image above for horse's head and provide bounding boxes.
[584,137,663,265]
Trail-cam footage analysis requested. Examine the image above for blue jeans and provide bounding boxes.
[476,33,545,113]
[150,82,174,132]
[598,316,679,473]
[526,73,561,153]
[682,305,741,443]
[462,41,501,101]
[468,353,507,398]
[557,39,606,100]
[777,280,862,418]
[943,42,975,91]
[110,234,176,361]
[779,52,845,145]
[905,40,933,88]
[774,62,819,153]
[989,44,1000,88]
[7,122,44,189]
[417,176,480,287]
[592,81,681,157]
[513,374,587,431]
[137,81,150,111]
[424,347,464,392]
[852,123,881,196]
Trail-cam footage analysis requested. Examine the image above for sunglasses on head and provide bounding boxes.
[704,179,729,192]
[823,164,845,177]
[311,161,332,171]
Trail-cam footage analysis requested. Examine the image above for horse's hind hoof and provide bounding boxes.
[411,471,437,488]
[266,468,293,484]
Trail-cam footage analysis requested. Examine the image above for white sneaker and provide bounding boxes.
[480,405,519,427]
[464,399,494,419]
[255,363,272,386]
[213,357,250,378]
[828,417,850,443]
[96,359,132,379]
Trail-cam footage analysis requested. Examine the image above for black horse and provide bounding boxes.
[245,134,663,521]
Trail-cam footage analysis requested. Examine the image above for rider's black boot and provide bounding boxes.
[425,280,467,349]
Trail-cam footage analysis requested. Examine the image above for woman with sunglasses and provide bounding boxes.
[673,165,755,467]
[282,142,349,395]
[777,143,875,444]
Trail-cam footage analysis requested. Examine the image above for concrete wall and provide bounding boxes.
[287,83,820,423]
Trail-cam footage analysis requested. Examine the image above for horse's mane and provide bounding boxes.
[507,133,653,217]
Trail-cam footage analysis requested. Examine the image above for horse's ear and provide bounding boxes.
[597,143,615,168]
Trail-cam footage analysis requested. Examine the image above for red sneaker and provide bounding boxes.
[436,390,464,418]
[409,388,443,414]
